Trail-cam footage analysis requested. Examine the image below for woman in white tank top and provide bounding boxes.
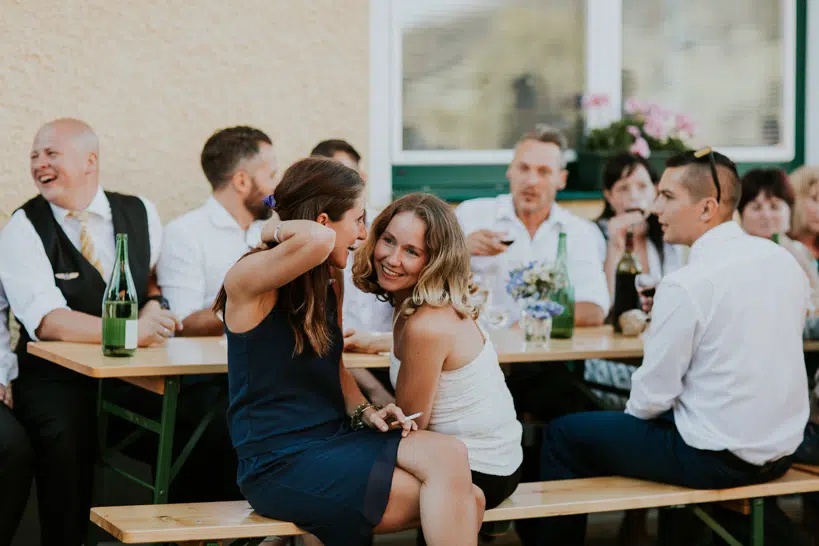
[351,193,523,511]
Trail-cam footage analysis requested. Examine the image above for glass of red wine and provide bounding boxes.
[634,273,659,319]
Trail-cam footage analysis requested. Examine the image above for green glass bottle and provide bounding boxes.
[772,232,781,244]
[550,231,575,338]
[102,233,138,356]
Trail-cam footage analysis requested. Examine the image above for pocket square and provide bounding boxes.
[55,272,80,280]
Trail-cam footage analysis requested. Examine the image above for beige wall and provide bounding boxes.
[0,0,369,225]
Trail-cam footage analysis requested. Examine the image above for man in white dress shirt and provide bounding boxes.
[155,126,279,504]
[456,126,610,327]
[310,139,395,406]
[158,126,277,336]
[0,281,34,545]
[0,118,179,546]
[535,150,810,545]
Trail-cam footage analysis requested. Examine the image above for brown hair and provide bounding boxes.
[213,157,364,356]
[519,124,567,163]
[352,193,477,321]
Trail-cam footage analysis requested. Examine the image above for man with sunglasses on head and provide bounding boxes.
[533,149,811,546]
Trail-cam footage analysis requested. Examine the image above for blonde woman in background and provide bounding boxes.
[791,166,819,266]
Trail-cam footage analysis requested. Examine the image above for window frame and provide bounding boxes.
[381,0,797,166]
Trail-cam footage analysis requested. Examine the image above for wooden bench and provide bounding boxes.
[91,468,819,546]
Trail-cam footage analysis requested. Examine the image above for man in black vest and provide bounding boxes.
[0,118,179,546]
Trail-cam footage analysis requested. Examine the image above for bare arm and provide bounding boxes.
[178,308,225,337]
[334,269,370,414]
[36,309,102,343]
[393,313,450,431]
[36,307,179,347]
[224,217,335,305]
[223,215,336,332]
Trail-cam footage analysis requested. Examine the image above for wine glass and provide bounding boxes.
[482,291,510,330]
[634,273,659,319]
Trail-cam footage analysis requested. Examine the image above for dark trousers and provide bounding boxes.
[13,363,98,546]
[535,410,793,546]
[0,403,34,545]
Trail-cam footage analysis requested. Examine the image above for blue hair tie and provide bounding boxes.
[263,194,276,209]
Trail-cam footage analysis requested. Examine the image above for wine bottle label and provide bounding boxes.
[103,318,138,350]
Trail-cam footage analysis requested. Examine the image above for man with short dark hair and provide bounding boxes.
[534,150,810,545]
[310,138,364,177]
[158,126,277,336]
[153,126,278,504]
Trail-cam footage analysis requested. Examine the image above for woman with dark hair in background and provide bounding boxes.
[597,152,685,292]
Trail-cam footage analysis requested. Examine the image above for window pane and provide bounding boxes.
[622,0,784,148]
[399,0,585,151]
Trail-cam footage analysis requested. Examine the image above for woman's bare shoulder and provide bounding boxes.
[403,305,460,338]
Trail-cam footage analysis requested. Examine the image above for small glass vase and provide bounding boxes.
[520,310,553,349]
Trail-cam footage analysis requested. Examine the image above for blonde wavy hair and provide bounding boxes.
[790,165,819,237]
[352,193,478,321]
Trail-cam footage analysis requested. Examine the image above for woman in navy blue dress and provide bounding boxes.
[213,158,485,546]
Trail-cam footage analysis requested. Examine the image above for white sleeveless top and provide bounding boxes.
[390,333,523,476]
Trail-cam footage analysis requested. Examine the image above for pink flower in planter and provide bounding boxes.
[630,137,651,158]
[643,115,667,141]
[625,98,645,115]
[675,113,696,137]
[627,125,641,138]
[646,103,671,120]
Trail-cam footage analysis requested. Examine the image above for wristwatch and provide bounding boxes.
[145,295,171,310]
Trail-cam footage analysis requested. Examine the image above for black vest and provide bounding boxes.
[15,192,151,375]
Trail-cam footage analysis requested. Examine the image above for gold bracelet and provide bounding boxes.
[350,403,383,431]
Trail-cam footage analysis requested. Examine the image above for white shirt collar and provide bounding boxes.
[204,196,245,231]
[49,185,111,223]
[688,221,744,264]
[495,194,568,231]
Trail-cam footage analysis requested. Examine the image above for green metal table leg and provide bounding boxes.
[153,376,179,504]
[751,497,765,546]
[690,505,744,546]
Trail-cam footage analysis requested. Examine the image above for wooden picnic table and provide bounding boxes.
[28,329,819,506]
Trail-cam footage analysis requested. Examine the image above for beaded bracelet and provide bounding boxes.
[350,403,383,431]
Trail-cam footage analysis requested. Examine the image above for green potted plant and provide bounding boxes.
[571,95,696,191]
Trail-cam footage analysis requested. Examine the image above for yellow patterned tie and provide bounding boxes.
[68,211,105,277]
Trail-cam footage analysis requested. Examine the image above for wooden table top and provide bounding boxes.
[27,337,229,379]
[29,327,819,378]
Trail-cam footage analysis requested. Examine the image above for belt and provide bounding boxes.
[711,449,792,475]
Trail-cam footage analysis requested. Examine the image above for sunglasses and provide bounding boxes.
[692,147,721,204]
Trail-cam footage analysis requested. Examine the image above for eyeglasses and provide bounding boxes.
[692,146,721,204]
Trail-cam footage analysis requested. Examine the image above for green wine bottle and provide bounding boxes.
[772,232,781,244]
[550,231,575,338]
[612,229,642,333]
[102,233,138,357]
